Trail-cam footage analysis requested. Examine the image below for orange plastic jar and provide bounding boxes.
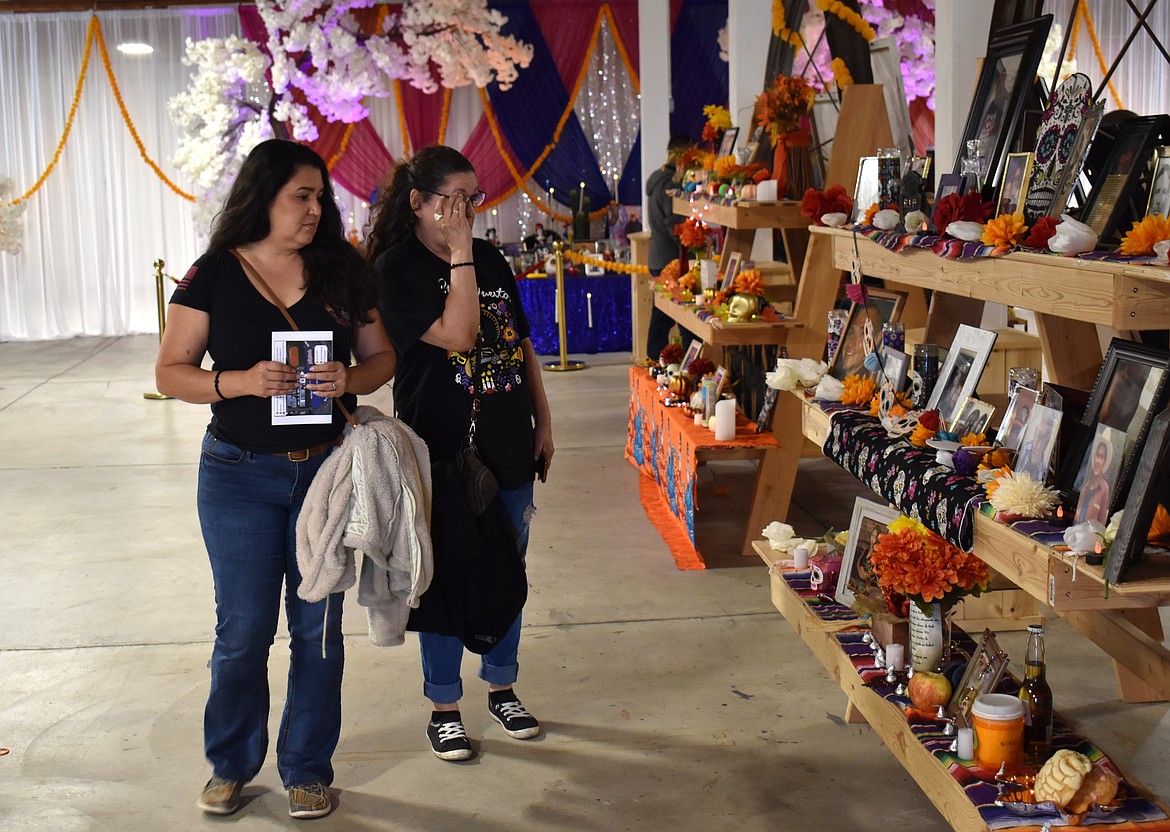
[971,694,1026,773]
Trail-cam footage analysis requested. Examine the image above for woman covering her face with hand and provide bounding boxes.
[365,145,553,763]
[156,139,395,820]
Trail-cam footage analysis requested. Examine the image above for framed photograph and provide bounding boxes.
[851,156,880,223]
[926,325,999,425]
[910,155,932,181]
[996,386,1039,450]
[936,173,965,201]
[951,15,1053,192]
[1081,115,1170,244]
[948,629,1009,729]
[951,397,996,439]
[1057,338,1170,518]
[881,347,910,393]
[1072,423,1126,525]
[829,289,908,381]
[1015,404,1063,483]
[996,152,1034,217]
[1104,408,1170,583]
[712,365,730,399]
[835,498,901,609]
[721,251,743,292]
[1146,146,1170,217]
[717,126,740,159]
[680,339,703,374]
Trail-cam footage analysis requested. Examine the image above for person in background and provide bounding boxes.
[156,139,395,820]
[365,145,554,762]
[646,135,697,361]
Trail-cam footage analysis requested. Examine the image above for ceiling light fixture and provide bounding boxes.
[116,42,154,56]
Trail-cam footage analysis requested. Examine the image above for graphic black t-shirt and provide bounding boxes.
[169,249,356,453]
[377,236,535,489]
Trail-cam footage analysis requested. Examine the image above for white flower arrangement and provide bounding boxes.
[0,176,27,256]
[169,0,534,229]
[765,357,828,392]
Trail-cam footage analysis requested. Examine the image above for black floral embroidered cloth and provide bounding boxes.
[822,409,985,551]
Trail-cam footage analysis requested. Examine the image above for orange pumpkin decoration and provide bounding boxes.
[668,374,693,398]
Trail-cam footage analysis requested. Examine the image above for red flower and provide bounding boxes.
[660,343,684,365]
[800,185,854,225]
[933,191,993,233]
[1025,215,1058,248]
[918,410,941,431]
[687,357,716,378]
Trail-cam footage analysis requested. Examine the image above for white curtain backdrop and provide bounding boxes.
[0,9,240,341]
[1044,0,1170,118]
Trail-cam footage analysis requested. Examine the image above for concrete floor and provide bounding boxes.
[2,335,1169,832]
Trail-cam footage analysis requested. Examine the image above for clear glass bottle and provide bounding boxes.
[1018,623,1054,762]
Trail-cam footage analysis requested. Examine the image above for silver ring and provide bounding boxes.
[433,212,443,221]
[332,382,337,391]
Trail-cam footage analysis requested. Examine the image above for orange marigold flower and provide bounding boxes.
[678,270,698,293]
[733,268,765,296]
[909,424,938,447]
[869,393,881,416]
[863,202,880,225]
[674,217,709,250]
[659,259,681,284]
[981,212,1028,247]
[959,432,987,447]
[841,373,877,406]
[713,155,739,178]
[1119,214,1170,256]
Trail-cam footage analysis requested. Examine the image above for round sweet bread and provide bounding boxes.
[1034,748,1092,807]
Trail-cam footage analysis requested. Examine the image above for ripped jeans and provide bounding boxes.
[419,482,534,705]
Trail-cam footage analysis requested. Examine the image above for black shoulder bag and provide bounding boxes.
[456,337,499,516]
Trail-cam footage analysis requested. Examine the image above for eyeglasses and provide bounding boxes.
[423,188,487,208]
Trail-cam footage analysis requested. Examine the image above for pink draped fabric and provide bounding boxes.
[531,0,603,87]
[398,76,445,152]
[462,113,524,206]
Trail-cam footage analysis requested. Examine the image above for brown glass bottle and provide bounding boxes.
[1018,623,1053,762]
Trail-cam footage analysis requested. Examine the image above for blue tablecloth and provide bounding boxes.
[516,272,632,355]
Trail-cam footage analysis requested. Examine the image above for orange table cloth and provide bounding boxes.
[626,367,779,568]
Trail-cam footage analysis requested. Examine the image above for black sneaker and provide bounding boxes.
[488,689,540,739]
[427,711,473,761]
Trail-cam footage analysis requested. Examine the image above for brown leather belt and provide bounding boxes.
[271,435,343,462]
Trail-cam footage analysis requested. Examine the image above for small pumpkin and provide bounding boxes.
[668,374,692,398]
[740,182,756,200]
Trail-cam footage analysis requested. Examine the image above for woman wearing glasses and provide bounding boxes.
[365,146,554,761]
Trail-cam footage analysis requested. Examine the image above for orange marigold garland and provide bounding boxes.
[841,373,877,406]
[817,0,876,41]
[981,212,1028,247]
[831,57,854,88]
[1119,214,1170,256]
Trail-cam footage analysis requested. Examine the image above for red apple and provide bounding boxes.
[907,670,952,711]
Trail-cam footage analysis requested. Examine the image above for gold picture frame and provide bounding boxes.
[996,152,1034,217]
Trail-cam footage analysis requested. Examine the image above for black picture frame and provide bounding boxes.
[951,15,1053,194]
[828,289,908,381]
[1057,339,1170,519]
[717,127,740,159]
[1080,115,1170,245]
[1104,408,1170,583]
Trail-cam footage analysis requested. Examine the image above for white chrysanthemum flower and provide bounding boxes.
[989,471,1061,518]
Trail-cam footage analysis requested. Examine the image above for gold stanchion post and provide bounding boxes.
[144,258,173,400]
[543,242,587,372]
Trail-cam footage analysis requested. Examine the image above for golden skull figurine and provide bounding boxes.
[727,292,763,322]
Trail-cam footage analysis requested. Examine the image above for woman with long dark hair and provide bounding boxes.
[156,139,395,819]
[366,145,553,762]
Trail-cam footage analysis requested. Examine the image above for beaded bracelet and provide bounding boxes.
[214,370,227,401]
[450,261,475,269]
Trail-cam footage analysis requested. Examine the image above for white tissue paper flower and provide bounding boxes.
[1153,240,1169,265]
[1049,214,1098,253]
[766,363,800,391]
[814,375,845,401]
[766,357,827,391]
[905,210,929,232]
[762,522,814,553]
[1103,510,1123,547]
[1063,520,1105,553]
[821,212,848,228]
[947,221,985,241]
[873,209,900,230]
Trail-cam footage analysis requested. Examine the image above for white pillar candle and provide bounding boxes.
[792,545,810,569]
[587,292,593,328]
[694,413,703,426]
[714,398,736,441]
[885,643,905,670]
[554,289,558,324]
[956,727,974,760]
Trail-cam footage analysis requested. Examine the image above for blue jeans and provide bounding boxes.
[197,433,344,789]
[419,482,534,705]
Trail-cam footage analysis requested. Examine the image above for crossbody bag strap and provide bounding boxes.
[232,248,357,428]
[467,333,483,444]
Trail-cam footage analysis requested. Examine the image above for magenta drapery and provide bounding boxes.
[397,76,445,153]
[461,112,523,205]
[531,0,604,87]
